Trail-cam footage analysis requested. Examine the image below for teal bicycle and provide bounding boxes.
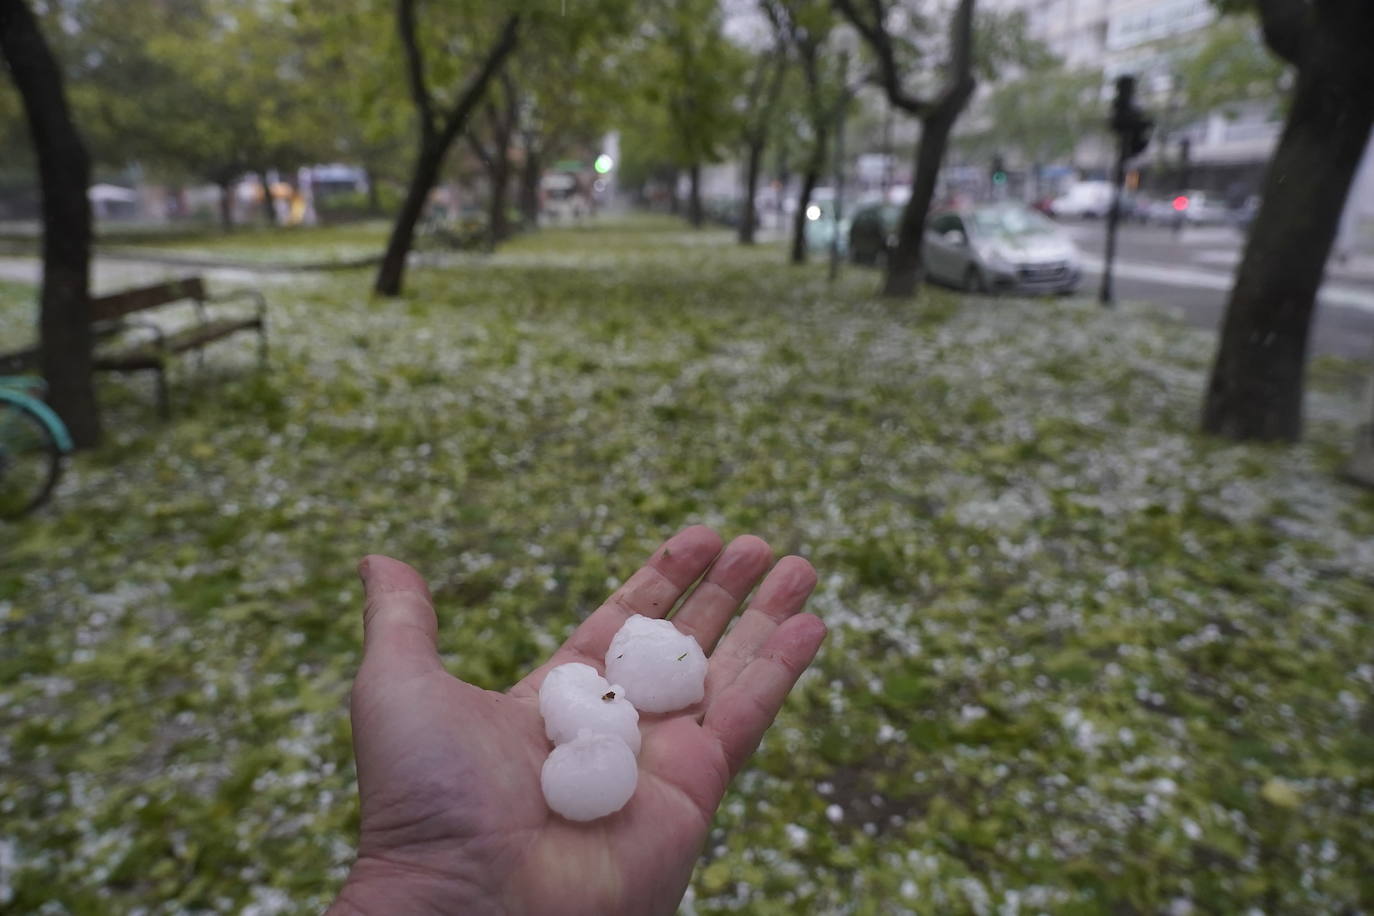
[0,376,72,519]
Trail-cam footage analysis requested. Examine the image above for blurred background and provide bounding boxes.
[2,0,1372,912]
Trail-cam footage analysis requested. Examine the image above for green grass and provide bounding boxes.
[97,221,391,265]
[2,216,1373,913]
[1,221,391,265]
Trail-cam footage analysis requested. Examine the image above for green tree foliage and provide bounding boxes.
[624,0,745,227]
[962,65,1101,172]
[32,0,330,226]
[1172,18,1287,120]
[764,0,860,263]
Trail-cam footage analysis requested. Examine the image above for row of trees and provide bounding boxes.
[3,0,1373,447]
[0,0,640,442]
[636,0,1372,443]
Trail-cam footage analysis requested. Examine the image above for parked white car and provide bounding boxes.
[1050,181,1115,219]
[924,203,1082,294]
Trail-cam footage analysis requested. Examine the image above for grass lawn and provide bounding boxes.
[2,222,391,266]
[2,216,1372,913]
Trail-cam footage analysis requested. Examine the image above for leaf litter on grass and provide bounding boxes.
[2,217,1372,914]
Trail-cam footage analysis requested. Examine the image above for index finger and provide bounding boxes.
[512,525,723,695]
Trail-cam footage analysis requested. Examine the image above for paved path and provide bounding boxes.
[1065,222,1374,360]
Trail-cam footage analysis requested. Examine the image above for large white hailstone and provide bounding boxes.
[605,614,707,713]
[540,731,639,822]
[538,662,641,754]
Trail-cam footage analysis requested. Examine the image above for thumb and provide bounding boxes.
[357,554,444,677]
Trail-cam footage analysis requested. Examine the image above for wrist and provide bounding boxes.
[328,856,505,916]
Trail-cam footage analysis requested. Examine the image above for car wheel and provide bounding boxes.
[963,266,986,293]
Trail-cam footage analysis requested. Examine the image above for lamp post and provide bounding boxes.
[1100,75,1153,307]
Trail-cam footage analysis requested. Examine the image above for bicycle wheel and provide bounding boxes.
[0,399,62,519]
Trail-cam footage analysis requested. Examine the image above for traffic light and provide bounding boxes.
[1109,75,1152,159]
[990,153,1007,186]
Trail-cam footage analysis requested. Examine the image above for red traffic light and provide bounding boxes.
[1172,195,1189,211]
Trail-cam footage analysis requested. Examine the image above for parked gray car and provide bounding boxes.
[924,203,1082,294]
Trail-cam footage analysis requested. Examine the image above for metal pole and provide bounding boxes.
[1099,135,1126,307]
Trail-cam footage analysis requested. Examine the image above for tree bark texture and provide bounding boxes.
[258,171,278,226]
[835,0,976,299]
[375,141,444,296]
[374,9,520,296]
[0,0,100,447]
[883,110,958,296]
[1202,6,1374,441]
[739,139,763,245]
[791,145,823,265]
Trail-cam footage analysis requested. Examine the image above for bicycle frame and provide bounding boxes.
[0,378,75,453]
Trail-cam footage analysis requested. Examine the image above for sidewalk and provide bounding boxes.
[1193,248,1374,284]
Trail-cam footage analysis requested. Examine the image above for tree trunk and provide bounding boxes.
[687,163,703,228]
[791,131,827,265]
[258,171,278,226]
[378,9,520,296]
[487,155,510,248]
[1202,26,1374,441]
[375,139,443,296]
[791,166,819,265]
[0,0,100,447]
[739,139,763,245]
[883,108,958,297]
[217,180,234,231]
[519,146,540,229]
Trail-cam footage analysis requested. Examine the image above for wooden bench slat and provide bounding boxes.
[95,317,263,369]
[90,277,206,322]
[12,276,265,417]
[163,317,262,353]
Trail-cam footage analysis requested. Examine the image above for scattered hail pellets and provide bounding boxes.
[605,614,708,713]
[540,730,639,821]
[538,662,641,754]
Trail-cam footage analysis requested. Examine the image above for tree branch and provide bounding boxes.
[438,14,522,144]
[395,0,434,135]
[932,0,977,118]
[1254,0,1308,66]
[466,130,492,168]
[833,0,929,113]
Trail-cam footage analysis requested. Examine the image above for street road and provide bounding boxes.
[1064,220,1374,360]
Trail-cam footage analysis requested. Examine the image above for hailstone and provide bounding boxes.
[538,662,641,754]
[605,614,707,713]
[540,731,639,821]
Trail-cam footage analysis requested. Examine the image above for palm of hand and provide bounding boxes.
[335,527,824,916]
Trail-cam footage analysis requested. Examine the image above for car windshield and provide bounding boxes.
[969,205,1057,239]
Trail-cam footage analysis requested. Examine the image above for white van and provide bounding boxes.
[1050,181,1115,219]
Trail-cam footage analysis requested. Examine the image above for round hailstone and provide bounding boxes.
[538,662,641,754]
[605,614,707,714]
[540,731,639,822]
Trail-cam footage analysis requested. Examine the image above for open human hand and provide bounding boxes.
[328,526,826,916]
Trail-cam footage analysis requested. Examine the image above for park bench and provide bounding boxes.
[0,277,267,417]
[91,277,268,416]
